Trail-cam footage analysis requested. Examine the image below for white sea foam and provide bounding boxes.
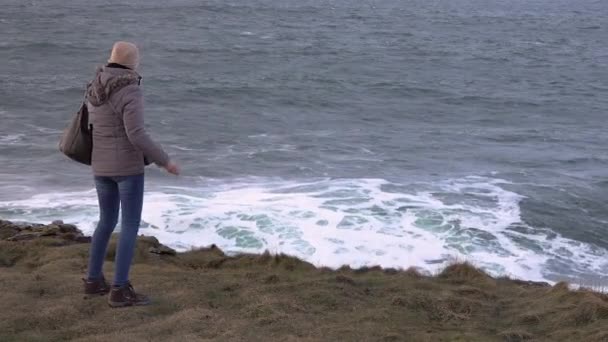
[169,144,198,151]
[1,177,606,283]
[0,134,26,145]
[25,124,62,135]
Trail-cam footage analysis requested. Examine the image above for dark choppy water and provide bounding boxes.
[1,0,608,283]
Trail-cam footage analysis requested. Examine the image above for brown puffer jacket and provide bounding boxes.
[87,65,169,176]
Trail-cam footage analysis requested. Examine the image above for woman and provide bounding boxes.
[82,41,179,307]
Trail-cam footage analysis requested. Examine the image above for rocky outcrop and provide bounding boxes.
[1,219,177,257]
[0,219,91,244]
[149,244,177,256]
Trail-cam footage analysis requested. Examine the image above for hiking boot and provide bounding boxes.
[108,283,151,308]
[83,276,110,299]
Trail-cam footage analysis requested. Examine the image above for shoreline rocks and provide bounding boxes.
[1,219,91,244]
[1,219,177,257]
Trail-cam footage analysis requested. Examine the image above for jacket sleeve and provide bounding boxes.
[119,85,170,167]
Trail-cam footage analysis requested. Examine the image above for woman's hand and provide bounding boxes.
[163,161,180,175]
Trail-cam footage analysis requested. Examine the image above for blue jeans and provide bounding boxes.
[87,174,144,286]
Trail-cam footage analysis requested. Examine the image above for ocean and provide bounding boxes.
[1,0,607,284]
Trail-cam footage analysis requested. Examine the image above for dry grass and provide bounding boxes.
[1,224,608,341]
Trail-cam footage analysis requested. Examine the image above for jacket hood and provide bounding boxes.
[87,66,141,106]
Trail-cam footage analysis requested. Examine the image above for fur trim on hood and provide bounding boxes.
[86,66,141,106]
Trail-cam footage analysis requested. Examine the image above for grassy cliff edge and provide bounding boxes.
[1,219,607,342]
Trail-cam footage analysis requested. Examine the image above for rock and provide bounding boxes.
[383,268,399,275]
[58,224,79,234]
[61,232,77,240]
[2,219,89,245]
[510,279,551,288]
[149,245,177,256]
[39,230,58,237]
[0,221,20,240]
[74,236,92,243]
[7,233,40,241]
[40,225,61,237]
[139,235,160,246]
[207,244,225,256]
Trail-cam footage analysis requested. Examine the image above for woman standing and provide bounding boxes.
[82,41,179,307]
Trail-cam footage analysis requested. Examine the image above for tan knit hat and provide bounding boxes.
[108,41,140,70]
